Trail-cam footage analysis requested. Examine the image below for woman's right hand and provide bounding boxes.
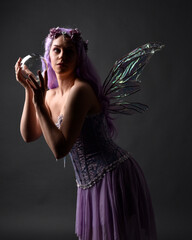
[15,57,32,89]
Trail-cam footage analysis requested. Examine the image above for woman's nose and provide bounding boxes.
[59,51,64,59]
[59,52,68,62]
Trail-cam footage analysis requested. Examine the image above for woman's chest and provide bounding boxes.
[47,95,68,123]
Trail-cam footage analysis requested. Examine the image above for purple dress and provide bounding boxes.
[57,112,157,240]
[56,42,163,239]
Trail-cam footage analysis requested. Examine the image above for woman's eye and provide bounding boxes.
[65,49,74,55]
[53,48,60,53]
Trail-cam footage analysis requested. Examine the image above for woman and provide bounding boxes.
[15,27,162,240]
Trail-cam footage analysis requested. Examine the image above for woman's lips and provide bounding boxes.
[57,63,67,68]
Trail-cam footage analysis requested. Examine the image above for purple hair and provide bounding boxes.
[43,27,116,137]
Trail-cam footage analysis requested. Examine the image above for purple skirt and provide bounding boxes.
[75,155,157,240]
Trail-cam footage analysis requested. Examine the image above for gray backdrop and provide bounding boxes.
[0,0,191,239]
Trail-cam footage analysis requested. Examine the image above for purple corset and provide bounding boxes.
[70,113,131,189]
[57,113,129,189]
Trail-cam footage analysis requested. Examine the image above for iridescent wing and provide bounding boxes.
[102,42,164,115]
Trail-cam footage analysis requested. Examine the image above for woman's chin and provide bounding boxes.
[55,67,69,75]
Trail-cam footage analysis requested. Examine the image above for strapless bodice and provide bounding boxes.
[57,112,129,189]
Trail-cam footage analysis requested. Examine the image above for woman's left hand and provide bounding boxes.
[26,70,48,108]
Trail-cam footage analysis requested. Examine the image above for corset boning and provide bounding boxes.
[69,113,130,189]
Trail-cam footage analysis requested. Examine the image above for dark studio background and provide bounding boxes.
[0,0,191,239]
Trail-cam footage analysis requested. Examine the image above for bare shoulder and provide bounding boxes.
[70,79,96,99]
[69,79,101,115]
[64,80,93,108]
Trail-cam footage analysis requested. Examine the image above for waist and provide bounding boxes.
[76,153,130,189]
[69,141,129,189]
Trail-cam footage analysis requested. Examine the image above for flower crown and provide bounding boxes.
[48,27,88,51]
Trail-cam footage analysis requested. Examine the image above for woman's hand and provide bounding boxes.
[15,57,33,89]
[26,70,48,107]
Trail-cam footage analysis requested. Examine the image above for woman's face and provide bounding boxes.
[49,35,77,76]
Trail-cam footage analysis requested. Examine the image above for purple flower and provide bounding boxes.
[48,27,88,51]
[49,27,63,39]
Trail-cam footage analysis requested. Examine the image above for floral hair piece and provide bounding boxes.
[48,27,88,51]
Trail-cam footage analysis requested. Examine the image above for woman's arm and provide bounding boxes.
[27,72,92,159]
[20,87,42,142]
[15,58,42,142]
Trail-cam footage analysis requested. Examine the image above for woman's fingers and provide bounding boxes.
[15,59,20,73]
[38,70,44,89]
[38,70,48,91]
[15,58,26,82]
[15,57,22,71]
[28,74,39,89]
[15,66,23,81]
[26,79,36,91]
[44,70,48,90]
[23,64,31,74]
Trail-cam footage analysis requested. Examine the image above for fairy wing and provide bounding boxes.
[102,42,164,115]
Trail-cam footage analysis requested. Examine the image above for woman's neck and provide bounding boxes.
[56,72,76,95]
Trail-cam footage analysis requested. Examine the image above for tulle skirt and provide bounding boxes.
[75,155,157,240]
